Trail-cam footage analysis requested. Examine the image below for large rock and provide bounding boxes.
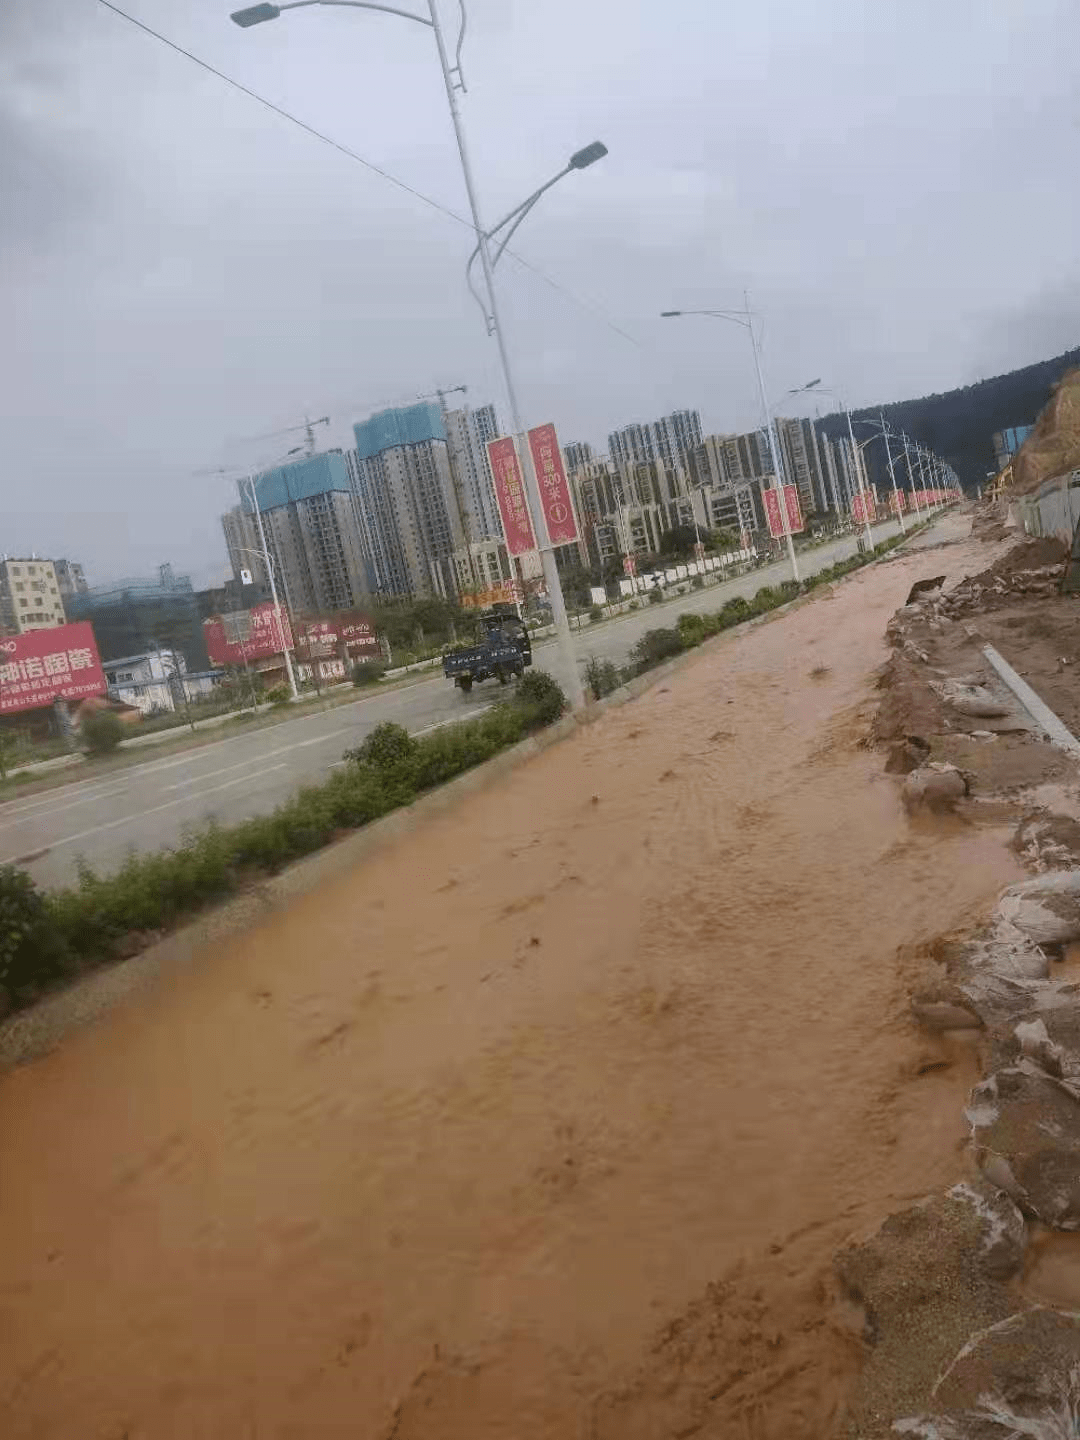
[893,1308,1080,1438]
[984,996,1080,1100]
[903,763,969,812]
[936,680,1011,719]
[996,870,1080,946]
[834,1181,1026,1432]
[968,1064,1080,1227]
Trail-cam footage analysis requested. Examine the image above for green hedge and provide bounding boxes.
[602,525,920,690]
[0,673,567,1014]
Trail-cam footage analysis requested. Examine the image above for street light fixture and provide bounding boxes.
[660,306,799,583]
[466,142,607,320]
[851,417,907,534]
[239,476,300,700]
[230,0,597,707]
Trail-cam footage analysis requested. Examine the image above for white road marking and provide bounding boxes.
[0,781,130,825]
[2,765,288,866]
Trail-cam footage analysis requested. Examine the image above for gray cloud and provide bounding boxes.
[1,0,1078,587]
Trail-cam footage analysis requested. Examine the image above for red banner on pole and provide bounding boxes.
[0,621,106,715]
[763,483,804,538]
[888,490,907,514]
[623,555,637,577]
[487,436,537,558]
[527,422,579,546]
[203,600,294,667]
[851,492,876,524]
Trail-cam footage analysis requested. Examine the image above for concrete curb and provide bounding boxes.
[0,523,939,1067]
[980,643,1080,758]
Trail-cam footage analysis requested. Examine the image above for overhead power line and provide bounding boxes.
[97,0,640,348]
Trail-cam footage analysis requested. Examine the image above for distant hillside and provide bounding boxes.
[814,346,1080,494]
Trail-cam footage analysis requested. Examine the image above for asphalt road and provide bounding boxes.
[1,514,936,889]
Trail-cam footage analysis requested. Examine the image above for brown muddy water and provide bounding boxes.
[0,529,1023,1438]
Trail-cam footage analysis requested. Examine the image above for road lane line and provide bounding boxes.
[163,756,276,792]
[2,765,289,866]
[0,786,130,835]
[0,781,132,822]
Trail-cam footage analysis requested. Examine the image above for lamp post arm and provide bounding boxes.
[279,0,433,24]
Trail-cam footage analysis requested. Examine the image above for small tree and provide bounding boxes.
[81,709,124,754]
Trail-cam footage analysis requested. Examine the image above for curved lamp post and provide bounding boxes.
[660,306,799,583]
[229,0,605,708]
[788,380,874,552]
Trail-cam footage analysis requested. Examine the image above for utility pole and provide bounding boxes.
[243,475,299,701]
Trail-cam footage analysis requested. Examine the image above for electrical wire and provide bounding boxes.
[96,0,640,349]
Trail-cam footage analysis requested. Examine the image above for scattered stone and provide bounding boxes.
[906,576,947,604]
[885,735,931,775]
[1013,813,1080,872]
[911,994,984,1031]
[968,1064,1080,1227]
[903,763,969,812]
[894,1307,1080,1438]
[934,679,1011,719]
[835,1180,1026,1432]
[996,870,1080,946]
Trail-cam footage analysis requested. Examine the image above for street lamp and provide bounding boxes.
[788,380,874,553]
[465,143,607,322]
[660,306,799,583]
[229,0,600,709]
[239,476,300,700]
[852,416,907,534]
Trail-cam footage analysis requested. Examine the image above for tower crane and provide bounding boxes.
[241,415,330,456]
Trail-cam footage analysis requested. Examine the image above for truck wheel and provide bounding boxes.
[460,676,473,694]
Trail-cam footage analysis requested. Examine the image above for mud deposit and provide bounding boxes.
[0,520,1022,1438]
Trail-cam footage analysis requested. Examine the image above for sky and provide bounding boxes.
[2,0,1079,588]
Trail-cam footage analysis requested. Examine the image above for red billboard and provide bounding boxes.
[295,613,380,662]
[888,490,907,514]
[763,483,804,539]
[527,422,579,546]
[487,436,537,558]
[203,601,294,667]
[0,622,106,715]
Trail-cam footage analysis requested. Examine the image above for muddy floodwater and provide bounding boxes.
[0,525,1023,1438]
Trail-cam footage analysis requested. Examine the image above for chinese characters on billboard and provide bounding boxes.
[526,423,579,546]
[460,582,521,611]
[762,483,804,539]
[203,601,293,668]
[295,613,380,662]
[487,436,537,558]
[0,622,106,715]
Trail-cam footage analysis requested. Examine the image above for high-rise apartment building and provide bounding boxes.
[52,559,89,616]
[349,403,465,600]
[222,451,372,616]
[349,400,503,600]
[442,402,502,544]
[563,441,594,474]
[0,558,67,635]
[608,410,702,473]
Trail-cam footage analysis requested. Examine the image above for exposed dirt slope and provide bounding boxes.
[1010,367,1080,493]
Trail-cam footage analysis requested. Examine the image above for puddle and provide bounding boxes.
[1019,1227,1080,1309]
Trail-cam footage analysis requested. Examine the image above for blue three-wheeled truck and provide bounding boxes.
[442,607,533,695]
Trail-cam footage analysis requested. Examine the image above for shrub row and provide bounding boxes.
[0,671,567,1014]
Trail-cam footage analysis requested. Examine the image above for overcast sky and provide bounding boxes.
[2,0,1078,587]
